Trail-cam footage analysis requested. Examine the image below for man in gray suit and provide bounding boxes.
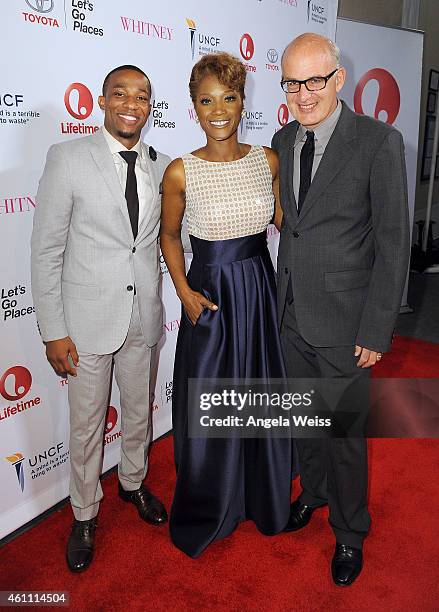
[272,34,409,585]
[31,65,170,572]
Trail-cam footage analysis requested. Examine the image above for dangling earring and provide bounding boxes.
[241,109,245,117]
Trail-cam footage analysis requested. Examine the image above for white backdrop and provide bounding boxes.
[336,19,423,309]
[0,4,422,542]
[0,0,338,540]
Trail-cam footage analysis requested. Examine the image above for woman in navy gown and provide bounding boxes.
[160,53,292,558]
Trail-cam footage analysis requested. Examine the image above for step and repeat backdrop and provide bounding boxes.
[0,0,422,540]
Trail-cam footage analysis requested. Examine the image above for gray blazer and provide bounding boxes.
[31,129,170,354]
[272,101,410,353]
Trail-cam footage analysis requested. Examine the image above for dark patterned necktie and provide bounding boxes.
[297,130,315,214]
[119,151,139,239]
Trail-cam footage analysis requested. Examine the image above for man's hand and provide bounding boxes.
[45,336,79,376]
[355,345,383,368]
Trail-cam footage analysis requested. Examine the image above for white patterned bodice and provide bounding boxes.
[182,145,274,241]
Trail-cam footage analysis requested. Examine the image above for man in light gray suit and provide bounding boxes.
[31,65,170,572]
[272,35,409,585]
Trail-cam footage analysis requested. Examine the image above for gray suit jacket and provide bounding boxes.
[272,101,410,353]
[31,129,170,354]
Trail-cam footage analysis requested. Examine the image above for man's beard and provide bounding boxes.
[116,128,136,139]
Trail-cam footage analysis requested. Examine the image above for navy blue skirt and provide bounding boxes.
[170,232,292,557]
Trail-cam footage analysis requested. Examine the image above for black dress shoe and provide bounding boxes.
[331,543,363,586]
[66,518,97,573]
[119,483,168,525]
[284,499,324,532]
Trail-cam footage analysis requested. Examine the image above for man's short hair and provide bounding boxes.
[102,65,150,95]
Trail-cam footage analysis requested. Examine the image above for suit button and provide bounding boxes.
[132,247,136,253]
[293,231,300,238]
[127,285,133,291]
[284,267,289,274]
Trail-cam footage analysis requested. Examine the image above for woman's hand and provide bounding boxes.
[180,288,218,326]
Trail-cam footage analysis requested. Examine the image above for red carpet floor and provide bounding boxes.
[1,336,438,612]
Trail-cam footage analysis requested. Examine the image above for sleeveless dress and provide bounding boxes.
[170,145,292,558]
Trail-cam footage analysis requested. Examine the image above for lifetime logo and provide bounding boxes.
[61,83,99,135]
[0,366,42,423]
[277,104,289,126]
[354,68,401,125]
[240,34,256,73]
[104,405,122,445]
[64,83,93,120]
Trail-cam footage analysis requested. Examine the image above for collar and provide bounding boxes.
[295,99,342,145]
[102,126,143,158]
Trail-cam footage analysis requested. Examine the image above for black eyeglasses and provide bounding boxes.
[280,69,339,94]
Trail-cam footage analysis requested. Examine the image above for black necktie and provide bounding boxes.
[119,151,139,239]
[297,130,315,214]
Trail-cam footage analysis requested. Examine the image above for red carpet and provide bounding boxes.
[1,336,438,611]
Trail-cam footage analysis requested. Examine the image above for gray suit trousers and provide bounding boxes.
[68,295,153,521]
[281,302,371,548]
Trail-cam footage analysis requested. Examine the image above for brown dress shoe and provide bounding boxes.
[66,518,97,573]
[119,483,168,525]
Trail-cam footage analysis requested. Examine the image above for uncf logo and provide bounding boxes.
[0,366,32,402]
[105,405,118,435]
[64,82,94,120]
[354,68,400,125]
[240,33,254,61]
[277,104,289,126]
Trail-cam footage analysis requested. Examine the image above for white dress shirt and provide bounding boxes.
[293,100,342,205]
[102,126,153,232]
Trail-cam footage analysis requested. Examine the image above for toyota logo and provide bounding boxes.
[25,0,54,13]
[267,49,278,63]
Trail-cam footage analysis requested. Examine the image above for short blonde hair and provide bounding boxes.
[189,52,246,102]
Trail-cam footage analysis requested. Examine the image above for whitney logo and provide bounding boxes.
[354,68,400,125]
[186,18,197,59]
[0,197,36,215]
[164,318,180,333]
[120,16,173,40]
[6,453,25,492]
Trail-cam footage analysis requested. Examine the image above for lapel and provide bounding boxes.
[89,130,133,240]
[136,141,159,243]
[285,122,299,223]
[296,101,357,225]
